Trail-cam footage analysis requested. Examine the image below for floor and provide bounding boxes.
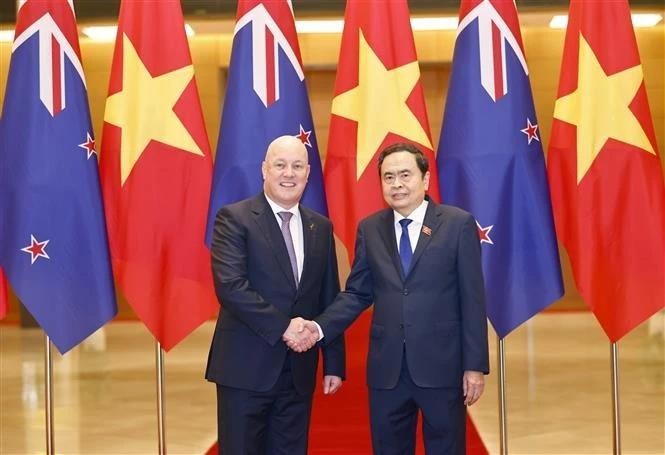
[1,311,663,455]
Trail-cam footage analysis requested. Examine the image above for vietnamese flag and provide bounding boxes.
[547,0,665,342]
[0,268,7,320]
[100,0,217,350]
[324,0,440,261]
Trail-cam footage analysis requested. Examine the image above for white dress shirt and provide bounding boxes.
[264,194,304,282]
[393,199,429,254]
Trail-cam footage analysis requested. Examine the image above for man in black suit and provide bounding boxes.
[206,135,345,454]
[289,143,489,454]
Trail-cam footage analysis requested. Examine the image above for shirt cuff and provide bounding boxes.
[312,321,324,341]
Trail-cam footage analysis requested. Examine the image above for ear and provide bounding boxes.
[423,170,431,190]
[261,161,267,180]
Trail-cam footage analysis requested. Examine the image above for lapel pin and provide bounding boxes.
[309,223,315,230]
[422,225,432,236]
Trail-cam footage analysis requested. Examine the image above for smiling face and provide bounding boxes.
[380,150,430,217]
[262,135,311,209]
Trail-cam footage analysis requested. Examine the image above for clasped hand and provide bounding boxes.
[282,317,319,352]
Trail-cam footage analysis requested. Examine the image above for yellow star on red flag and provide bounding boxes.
[331,30,432,180]
[553,35,654,183]
[104,35,203,185]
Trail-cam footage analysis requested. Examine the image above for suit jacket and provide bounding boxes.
[205,193,345,394]
[316,200,488,389]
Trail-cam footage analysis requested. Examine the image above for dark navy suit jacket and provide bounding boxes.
[205,193,345,394]
[316,201,488,389]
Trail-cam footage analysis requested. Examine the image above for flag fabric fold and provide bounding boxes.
[100,0,217,351]
[547,0,664,342]
[0,0,117,352]
[324,0,440,262]
[437,0,563,338]
[0,268,8,320]
[206,0,327,243]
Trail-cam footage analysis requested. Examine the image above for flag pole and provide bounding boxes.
[18,5,52,454]
[44,334,54,455]
[610,342,621,454]
[497,336,508,455]
[156,341,166,454]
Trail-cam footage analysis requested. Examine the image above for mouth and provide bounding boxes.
[280,182,297,188]
[391,192,408,200]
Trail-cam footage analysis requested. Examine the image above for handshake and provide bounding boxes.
[282,317,320,352]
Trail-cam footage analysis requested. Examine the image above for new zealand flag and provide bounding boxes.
[206,1,326,243]
[437,0,563,338]
[0,1,116,353]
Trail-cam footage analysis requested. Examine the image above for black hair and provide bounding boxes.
[377,143,429,176]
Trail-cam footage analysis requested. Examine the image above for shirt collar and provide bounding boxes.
[265,193,300,219]
[393,199,428,226]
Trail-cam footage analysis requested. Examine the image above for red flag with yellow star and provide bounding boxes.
[324,0,440,261]
[547,0,665,342]
[100,0,217,350]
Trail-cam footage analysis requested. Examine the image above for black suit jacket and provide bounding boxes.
[205,193,345,394]
[316,201,488,389]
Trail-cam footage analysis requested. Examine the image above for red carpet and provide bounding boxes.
[206,311,488,454]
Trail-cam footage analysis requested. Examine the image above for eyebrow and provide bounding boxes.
[272,159,305,163]
[383,168,410,175]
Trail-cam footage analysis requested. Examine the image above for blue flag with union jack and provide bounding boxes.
[437,0,563,338]
[0,1,116,353]
[206,1,326,243]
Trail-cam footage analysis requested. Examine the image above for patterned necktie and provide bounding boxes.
[278,211,299,286]
[399,218,413,276]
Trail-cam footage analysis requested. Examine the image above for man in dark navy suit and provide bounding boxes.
[206,135,345,454]
[289,143,489,455]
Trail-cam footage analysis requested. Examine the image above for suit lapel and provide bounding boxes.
[298,207,317,295]
[251,195,297,291]
[376,209,404,281]
[406,201,444,280]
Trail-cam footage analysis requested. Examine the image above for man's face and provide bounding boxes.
[262,138,310,209]
[380,150,430,216]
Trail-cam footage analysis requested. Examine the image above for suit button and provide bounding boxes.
[403,289,409,296]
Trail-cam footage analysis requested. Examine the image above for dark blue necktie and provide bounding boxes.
[399,218,413,275]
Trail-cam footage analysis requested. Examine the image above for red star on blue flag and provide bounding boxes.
[520,118,540,145]
[20,235,50,264]
[296,124,312,147]
[475,221,494,245]
[78,132,97,159]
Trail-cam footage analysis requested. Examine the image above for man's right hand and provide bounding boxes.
[282,317,319,352]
